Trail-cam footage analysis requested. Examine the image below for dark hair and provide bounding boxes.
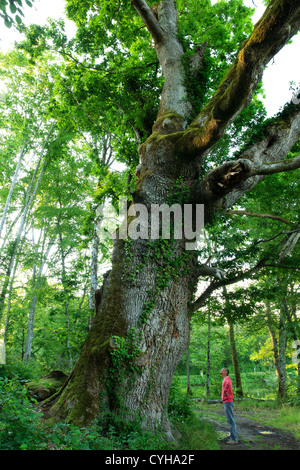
[224,368,229,376]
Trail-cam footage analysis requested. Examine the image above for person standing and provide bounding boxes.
[220,367,238,444]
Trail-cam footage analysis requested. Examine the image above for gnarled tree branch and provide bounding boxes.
[242,153,300,176]
[178,0,300,159]
[226,210,293,226]
[131,0,164,44]
[189,100,300,213]
[192,258,267,311]
[192,224,300,312]
[196,264,225,280]
[132,0,193,120]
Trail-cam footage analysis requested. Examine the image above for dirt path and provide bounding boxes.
[196,404,300,450]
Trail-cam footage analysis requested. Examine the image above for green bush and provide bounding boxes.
[0,361,41,383]
[0,375,169,450]
[168,376,192,420]
[0,377,48,450]
[0,369,218,450]
[46,421,116,450]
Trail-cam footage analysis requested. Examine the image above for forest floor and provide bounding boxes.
[194,402,300,450]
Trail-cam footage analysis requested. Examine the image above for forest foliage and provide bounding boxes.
[0,0,299,450]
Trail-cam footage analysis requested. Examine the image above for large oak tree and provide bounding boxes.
[45,0,300,438]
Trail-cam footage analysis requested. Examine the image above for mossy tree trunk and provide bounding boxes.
[47,0,300,433]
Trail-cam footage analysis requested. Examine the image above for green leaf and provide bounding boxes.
[9,2,16,13]
[4,18,12,27]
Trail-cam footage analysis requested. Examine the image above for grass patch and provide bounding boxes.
[268,405,300,440]
[222,400,300,441]
[176,412,220,450]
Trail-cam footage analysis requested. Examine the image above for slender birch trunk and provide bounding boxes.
[206,309,211,398]
[278,308,286,401]
[266,301,281,386]
[0,143,27,240]
[0,207,22,254]
[277,276,289,401]
[3,230,28,343]
[186,347,190,394]
[228,322,244,398]
[24,232,53,363]
[3,248,19,344]
[0,118,43,241]
[223,286,243,398]
[0,123,54,322]
[57,219,74,373]
[290,293,300,397]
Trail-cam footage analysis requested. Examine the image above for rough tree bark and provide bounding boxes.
[46,1,300,436]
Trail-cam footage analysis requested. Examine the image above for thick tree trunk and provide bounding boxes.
[88,209,102,329]
[46,105,200,435]
[47,216,197,436]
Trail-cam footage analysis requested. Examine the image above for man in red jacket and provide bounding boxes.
[220,368,238,444]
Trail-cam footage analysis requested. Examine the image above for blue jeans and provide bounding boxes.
[223,402,238,441]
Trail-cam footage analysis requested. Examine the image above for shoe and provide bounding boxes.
[226,439,239,445]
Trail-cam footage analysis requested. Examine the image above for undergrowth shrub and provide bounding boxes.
[0,366,219,450]
[177,413,220,450]
[0,374,169,450]
[0,377,47,450]
[168,376,192,421]
[0,361,41,383]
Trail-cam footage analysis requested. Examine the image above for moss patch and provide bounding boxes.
[26,370,68,402]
